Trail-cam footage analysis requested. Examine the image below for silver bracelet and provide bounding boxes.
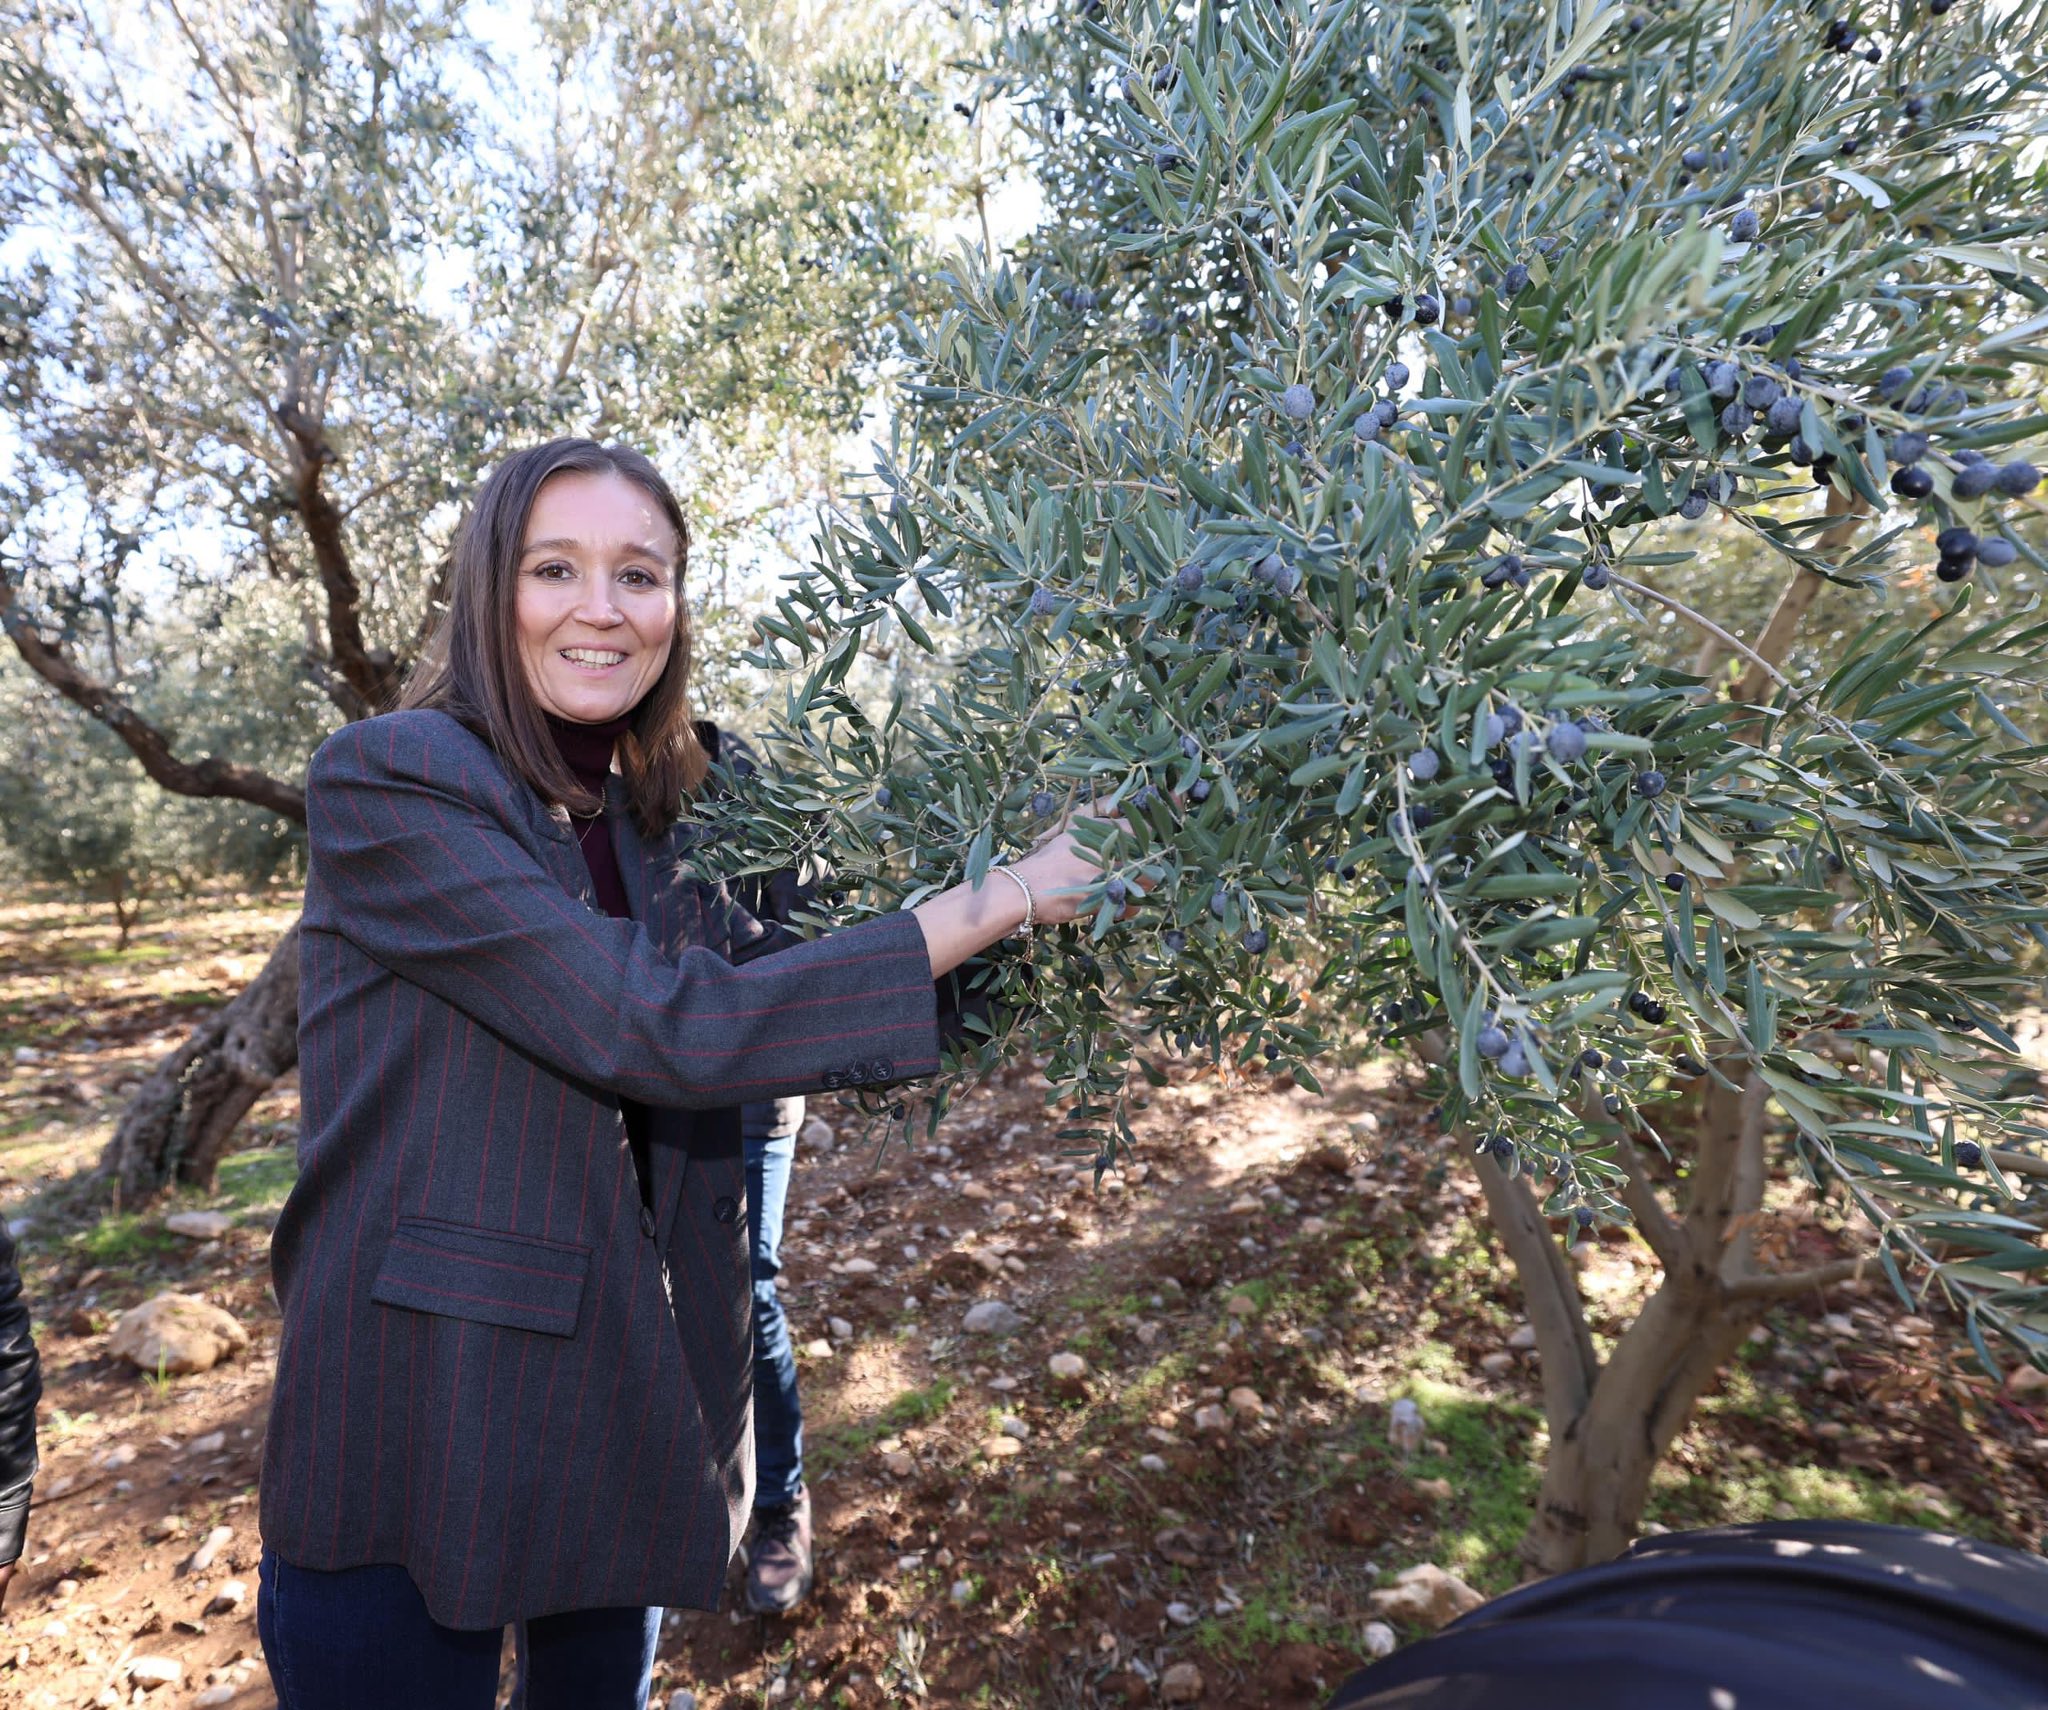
[991,864,1036,933]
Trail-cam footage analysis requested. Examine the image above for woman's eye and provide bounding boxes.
[621,567,660,587]
[534,560,574,579]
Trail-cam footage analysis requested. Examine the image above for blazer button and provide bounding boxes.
[873,1056,894,1080]
[822,1069,845,1090]
[639,1205,656,1240]
[713,1196,739,1225]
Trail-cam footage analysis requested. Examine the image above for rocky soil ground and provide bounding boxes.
[2,890,2045,1709]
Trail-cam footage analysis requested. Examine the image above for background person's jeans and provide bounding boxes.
[257,1547,659,1710]
[744,1096,805,1510]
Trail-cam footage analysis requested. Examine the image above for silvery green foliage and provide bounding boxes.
[0,0,970,740]
[701,0,2048,1358]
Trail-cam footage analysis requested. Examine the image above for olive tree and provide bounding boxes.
[0,0,978,1196]
[700,0,2048,1571]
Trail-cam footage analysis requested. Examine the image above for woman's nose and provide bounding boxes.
[574,576,623,623]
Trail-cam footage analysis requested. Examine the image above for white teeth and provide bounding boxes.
[562,649,626,666]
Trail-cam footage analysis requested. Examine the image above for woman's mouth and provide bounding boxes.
[560,648,628,674]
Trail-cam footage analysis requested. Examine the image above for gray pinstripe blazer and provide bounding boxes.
[258,707,945,1628]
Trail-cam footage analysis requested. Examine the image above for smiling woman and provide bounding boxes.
[255,437,1136,1710]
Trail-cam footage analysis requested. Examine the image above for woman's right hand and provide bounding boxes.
[910,792,1166,978]
[1007,798,1150,926]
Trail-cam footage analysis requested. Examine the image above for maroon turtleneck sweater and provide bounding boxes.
[544,710,653,1212]
[545,710,634,917]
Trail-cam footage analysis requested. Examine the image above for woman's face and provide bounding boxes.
[515,469,679,725]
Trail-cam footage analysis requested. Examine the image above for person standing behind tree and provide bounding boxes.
[689,718,820,1615]
[0,1218,43,1614]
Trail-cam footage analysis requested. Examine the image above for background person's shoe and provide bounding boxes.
[744,1485,814,1614]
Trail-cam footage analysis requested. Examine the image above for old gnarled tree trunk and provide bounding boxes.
[100,921,303,1205]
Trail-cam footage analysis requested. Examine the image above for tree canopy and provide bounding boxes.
[706,0,2048,1388]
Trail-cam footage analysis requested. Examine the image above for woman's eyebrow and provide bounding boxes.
[520,535,674,564]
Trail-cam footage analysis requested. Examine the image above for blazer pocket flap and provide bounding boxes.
[371,1217,590,1337]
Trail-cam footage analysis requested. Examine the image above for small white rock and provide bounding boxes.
[1160,1660,1204,1703]
[1192,1403,1230,1433]
[1507,1323,1538,1351]
[194,1689,237,1708]
[166,1211,234,1241]
[998,1414,1031,1441]
[128,1657,182,1689]
[950,1578,975,1605]
[185,1524,233,1575]
[669,1691,700,1710]
[1048,1351,1088,1380]
[1165,1600,1199,1626]
[1362,1620,1398,1659]
[828,1316,854,1341]
[839,1256,878,1275]
[1226,1386,1264,1417]
[802,1338,833,1358]
[205,1578,247,1614]
[187,1430,226,1456]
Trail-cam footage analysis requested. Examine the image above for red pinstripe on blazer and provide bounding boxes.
[258,708,946,1628]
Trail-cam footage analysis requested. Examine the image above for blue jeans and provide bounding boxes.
[257,1548,659,1710]
[745,1102,804,1509]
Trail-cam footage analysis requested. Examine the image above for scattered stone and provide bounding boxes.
[1192,1403,1230,1433]
[1507,1324,1538,1351]
[998,1414,1031,1441]
[1138,1454,1168,1473]
[1414,1477,1454,1503]
[1479,1352,1515,1377]
[1299,1216,1330,1236]
[1160,1660,1205,1703]
[165,1211,234,1241]
[798,1115,833,1151]
[987,1374,1019,1392]
[838,1256,878,1275]
[1224,1293,1258,1317]
[205,1578,247,1615]
[1048,1351,1088,1380]
[1368,1563,1486,1631]
[669,1691,700,1710]
[983,1435,1023,1459]
[53,1577,78,1602]
[950,1578,975,1605]
[1387,1397,1426,1458]
[1639,1521,1671,1537]
[187,1430,226,1456]
[97,1443,137,1469]
[882,1450,914,1478]
[185,1524,234,1576]
[128,1657,183,1690]
[801,1338,833,1358]
[1362,1621,1398,1659]
[1165,1600,1199,1626]
[2007,1364,2048,1399]
[1226,1196,1260,1215]
[142,1514,187,1543]
[194,1689,238,1708]
[963,1300,1027,1336]
[828,1316,854,1341]
[960,1181,992,1201]
[1226,1386,1264,1418]
[109,1294,249,1377]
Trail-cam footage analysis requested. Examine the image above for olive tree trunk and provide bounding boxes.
[100,919,301,1205]
[1414,1027,1870,1574]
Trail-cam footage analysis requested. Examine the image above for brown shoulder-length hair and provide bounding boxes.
[398,438,710,837]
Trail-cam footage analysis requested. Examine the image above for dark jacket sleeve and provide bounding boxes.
[0,1219,41,1568]
[302,712,945,1107]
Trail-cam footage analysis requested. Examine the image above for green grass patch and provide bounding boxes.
[214,1145,298,1211]
[1378,1371,1545,1595]
[808,1379,957,1476]
[71,1212,182,1269]
[1647,1449,2006,1541]
[65,942,184,966]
